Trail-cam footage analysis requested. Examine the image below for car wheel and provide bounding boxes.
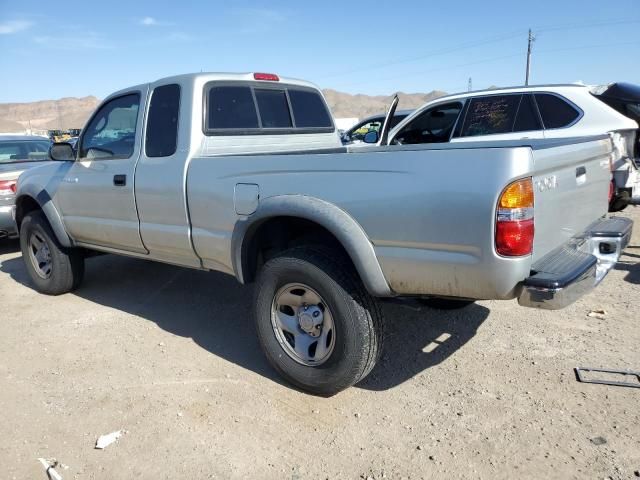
[20,211,84,295]
[420,298,475,310]
[254,247,384,396]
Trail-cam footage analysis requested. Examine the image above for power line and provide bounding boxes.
[318,29,525,80]
[318,18,640,81]
[328,40,640,92]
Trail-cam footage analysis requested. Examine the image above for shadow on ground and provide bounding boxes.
[0,253,489,392]
[0,239,20,255]
[615,245,640,285]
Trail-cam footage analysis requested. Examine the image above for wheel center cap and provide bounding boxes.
[298,305,323,336]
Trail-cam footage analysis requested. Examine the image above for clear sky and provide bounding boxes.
[1,0,639,103]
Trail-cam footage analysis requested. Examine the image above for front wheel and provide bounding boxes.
[20,211,84,295]
[254,247,384,396]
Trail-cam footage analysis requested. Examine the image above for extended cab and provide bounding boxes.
[14,73,632,395]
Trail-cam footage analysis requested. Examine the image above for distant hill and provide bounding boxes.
[0,89,450,134]
[0,96,100,132]
[323,89,448,119]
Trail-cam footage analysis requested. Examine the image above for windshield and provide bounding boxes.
[0,140,51,164]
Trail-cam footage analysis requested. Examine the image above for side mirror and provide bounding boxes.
[49,142,75,161]
[363,131,379,144]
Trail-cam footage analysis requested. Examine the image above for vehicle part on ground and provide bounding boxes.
[575,367,640,389]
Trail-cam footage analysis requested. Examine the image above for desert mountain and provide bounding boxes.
[0,96,100,132]
[0,90,448,133]
[323,89,448,119]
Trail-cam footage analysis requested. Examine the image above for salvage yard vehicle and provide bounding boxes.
[592,82,640,210]
[363,84,640,212]
[13,72,633,395]
[341,110,412,145]
[0,135,51,239]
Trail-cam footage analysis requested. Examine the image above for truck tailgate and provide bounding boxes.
[532,137,612,262]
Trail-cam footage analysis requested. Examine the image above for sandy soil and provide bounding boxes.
[1,209,638,480]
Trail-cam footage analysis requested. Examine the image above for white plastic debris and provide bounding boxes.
[37,458,63,480]
[95,430,123,449]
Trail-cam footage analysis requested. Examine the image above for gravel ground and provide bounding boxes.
[0,208,638,480]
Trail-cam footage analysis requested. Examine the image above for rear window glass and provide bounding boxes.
[461,95,521,137]
[288,89,332,128]
[513,95,542,132]
[535,94,580,129]
[208,86,259,129]
[146,84,180,157]
[255,89,292,128]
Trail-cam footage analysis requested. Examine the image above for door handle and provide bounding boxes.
[113,174,126,186]
[576,166,587,177]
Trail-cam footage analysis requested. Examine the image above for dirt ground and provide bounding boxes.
[1,209,639,480]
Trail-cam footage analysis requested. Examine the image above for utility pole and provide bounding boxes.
[468,77,472,92]
[525,29,535,86]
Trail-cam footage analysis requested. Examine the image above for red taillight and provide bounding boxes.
[496,219,535,256]
[496,178,534,257]
[253,72,280,82]
[0,180,17,196]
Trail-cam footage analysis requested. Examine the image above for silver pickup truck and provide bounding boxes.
[14,72,632,395]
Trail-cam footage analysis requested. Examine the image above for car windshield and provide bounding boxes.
[0,140,50,164]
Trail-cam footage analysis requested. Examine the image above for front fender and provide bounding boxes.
[232,195,393,297]
[16,165,73,248]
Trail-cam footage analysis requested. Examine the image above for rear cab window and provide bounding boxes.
[204,82,333,135]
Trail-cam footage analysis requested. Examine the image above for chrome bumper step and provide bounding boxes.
[518,216,633,310]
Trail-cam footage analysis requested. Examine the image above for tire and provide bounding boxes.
[254,247,384,396]
[20,210,84,295]
[419,298,475,310]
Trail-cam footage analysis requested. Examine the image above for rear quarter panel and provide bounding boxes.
[187,144,536,299]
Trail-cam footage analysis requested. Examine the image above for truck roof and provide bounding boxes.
[107,72,324,101]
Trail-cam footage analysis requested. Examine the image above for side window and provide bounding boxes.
[255,89,292,128]
[389,114,408,129]
[146,84,180,158]
[288,89,333,128]
[80,94,140,159]
[208,86,259,129]
[350,118,383,142]
[393,103,462,145]
[535,93,580,129]
[460,95,521,137]
[513,95,542,132]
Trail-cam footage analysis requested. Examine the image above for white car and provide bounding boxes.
[373,85,639,211]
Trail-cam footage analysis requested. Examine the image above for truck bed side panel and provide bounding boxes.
[187,145,536,299]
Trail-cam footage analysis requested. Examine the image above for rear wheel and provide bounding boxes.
[20,211,84,295]
[254,247,384,396]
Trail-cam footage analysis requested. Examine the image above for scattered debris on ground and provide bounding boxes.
[37,458,63,480]
[95,430,124,450]
[587,308,607,319]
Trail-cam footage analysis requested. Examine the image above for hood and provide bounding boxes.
[0,160,56,181]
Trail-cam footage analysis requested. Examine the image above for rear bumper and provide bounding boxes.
[518,216,633,310]
[0,205,18,239]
